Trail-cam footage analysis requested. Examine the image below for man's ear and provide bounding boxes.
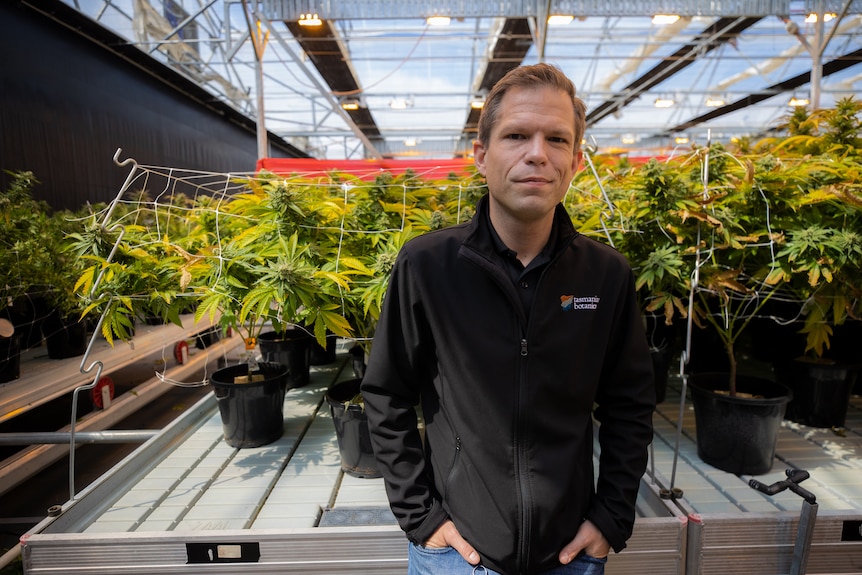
[473,140,487,176]
[572,149,583,173]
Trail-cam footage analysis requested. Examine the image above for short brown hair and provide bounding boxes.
[477,63,587,150]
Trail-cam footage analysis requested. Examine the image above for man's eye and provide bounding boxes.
[506,134,526,140]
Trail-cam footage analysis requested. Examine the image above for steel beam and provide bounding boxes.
[263,0,862,20]
[0,431,159,446]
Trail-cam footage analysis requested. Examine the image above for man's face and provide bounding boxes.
[473,86,582,225]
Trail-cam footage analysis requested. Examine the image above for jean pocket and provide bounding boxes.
[579,554,608,565]
[413,543,456,555]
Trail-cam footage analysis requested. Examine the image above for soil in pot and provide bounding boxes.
[42,310,87,359]
[775,358,858,428]
[326,377,380,478]
[209,362,288,448]
[689,373,792,476]
[258,328,311,389]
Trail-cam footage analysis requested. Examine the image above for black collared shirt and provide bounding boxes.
[487,209,557,321]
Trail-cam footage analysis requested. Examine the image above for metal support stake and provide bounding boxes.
[664,132,712,500]
[792,498,818,575]
[68,149,139,500]
[241,0,269,160]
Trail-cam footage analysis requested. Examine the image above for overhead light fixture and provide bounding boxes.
[404,138,418,147]
[654,97,675,108]
[470,91,486,109]
[389,97,413,110]
[426,16,451,26]
[674,135,689,144]
[805,12,836,23]
[652,14,680,25]
[340,98,361,111]
[547,14,574,26]
[621,134,636,145]
[298,13,322,27]
[788,94,810,107]
[705,95,726,107]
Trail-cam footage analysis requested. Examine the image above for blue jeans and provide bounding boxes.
[408,543,606,575]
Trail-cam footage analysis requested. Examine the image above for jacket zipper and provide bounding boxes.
[514,248,568,571]
[516,336,531,571]
[461,234,576,572]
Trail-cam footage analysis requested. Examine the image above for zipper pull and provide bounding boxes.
[520,338,528,357]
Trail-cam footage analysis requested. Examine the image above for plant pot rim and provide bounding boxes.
[688,372,793,405]
[258,328,312,343]
[326,377,364,409]
[209,362,288,388]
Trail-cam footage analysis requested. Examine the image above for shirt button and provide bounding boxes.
[521,281,529,289]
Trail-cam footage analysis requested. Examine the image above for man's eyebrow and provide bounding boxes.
[495,117,574,138]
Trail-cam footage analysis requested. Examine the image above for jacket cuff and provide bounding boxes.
[585,503,627,553]
[406,500,449,545]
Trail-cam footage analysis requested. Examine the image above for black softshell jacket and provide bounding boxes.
[361,195,655,575]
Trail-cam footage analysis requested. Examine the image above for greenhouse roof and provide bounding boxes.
[56,0,862,159]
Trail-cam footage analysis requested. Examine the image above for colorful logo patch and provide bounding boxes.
[560,295,600,311]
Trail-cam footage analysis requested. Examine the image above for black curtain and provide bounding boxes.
[0,0,305,211]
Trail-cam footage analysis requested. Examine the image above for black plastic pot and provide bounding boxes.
[258,328,311,389]
[824,322,862,396]
[209,362,288,448]
[651,347,672,404]
[195,325,221,349]
[326,378,380,478]
[775,358,858,428]
[309,331,337,365]
[2,293,49,350]
[0,335,21,383]
[42,310,87,360]
[348,345,366,379]
[644,313,677,405]
[689,373,792,476]
[829,321,862,365]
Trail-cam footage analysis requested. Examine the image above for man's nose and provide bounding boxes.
[524,136,548,164]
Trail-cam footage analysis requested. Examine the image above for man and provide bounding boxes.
[361,63,655,575]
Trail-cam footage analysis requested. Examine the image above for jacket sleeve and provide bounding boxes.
[586,266,656,552]
[360,251,449,544]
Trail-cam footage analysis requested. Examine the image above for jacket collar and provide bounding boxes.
[464,194,578,259]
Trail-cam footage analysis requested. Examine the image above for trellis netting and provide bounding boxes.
[75,152,487,387]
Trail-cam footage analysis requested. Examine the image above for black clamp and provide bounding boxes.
[749,468,817,505]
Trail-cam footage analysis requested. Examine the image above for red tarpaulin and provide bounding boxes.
[257,157,477,180]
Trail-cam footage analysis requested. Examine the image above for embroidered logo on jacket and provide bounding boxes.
[560,295,600,311]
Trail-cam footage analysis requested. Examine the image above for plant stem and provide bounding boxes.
[726,338,737,396]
